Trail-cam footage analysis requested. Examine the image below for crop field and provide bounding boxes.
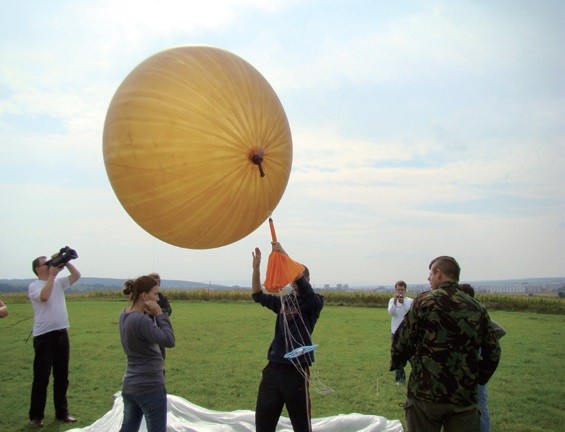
[0,295,563,431]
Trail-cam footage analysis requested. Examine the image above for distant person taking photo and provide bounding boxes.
[387,280,413,384]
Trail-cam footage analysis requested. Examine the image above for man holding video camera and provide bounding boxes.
[27,248,81,429]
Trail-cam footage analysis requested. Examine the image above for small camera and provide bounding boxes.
[45,246,78,268]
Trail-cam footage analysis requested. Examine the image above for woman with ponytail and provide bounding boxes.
[118,275,175,432]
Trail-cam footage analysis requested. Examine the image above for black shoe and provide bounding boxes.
[57,415,77,423]
[28,419,44,429]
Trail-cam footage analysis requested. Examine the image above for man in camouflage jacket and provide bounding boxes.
[390,256,501,432]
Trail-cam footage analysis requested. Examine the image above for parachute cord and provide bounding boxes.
[279,295,335,395]
[350,372,389,398]
[280,293,398,399]
[152,237,157,272]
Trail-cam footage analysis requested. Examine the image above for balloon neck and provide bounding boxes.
[251,152,266,177]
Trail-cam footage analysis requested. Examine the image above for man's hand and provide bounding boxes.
[252,247,261,270]
[48,265,62,278]
[40,266,62,302]
[271,242,288,256]
[252,247,262,294]
[394,292,405,305]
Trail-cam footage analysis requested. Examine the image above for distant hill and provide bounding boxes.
[75,277,228,290]
[0,277,228,293]
[1,276,563,294]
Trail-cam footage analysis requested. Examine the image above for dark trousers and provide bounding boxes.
[404,397,480,432]
[29,329,70,420]
[255,362,312,432]
[391,333,406,382]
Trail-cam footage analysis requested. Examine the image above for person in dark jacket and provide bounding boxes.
[148,273,172,361]
[459,283,507,432]
[251,243,324,432]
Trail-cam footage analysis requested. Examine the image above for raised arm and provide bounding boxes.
[65,262,81,285]
[252,247,262,294]
[40,266,62,302]
[0,298,8,318]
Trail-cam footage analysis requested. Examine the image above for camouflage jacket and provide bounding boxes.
[390,281,501,405]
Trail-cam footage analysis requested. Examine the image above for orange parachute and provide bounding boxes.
[263,218,305,293]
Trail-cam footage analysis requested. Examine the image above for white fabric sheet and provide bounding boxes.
[68,392,404,432]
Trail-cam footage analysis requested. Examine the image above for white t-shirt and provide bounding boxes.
[387,296,414,333]
[28,276,71,336]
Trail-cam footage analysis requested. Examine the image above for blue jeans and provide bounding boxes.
[477,384,490,432]
[120,387,167,432]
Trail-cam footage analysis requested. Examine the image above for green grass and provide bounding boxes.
[1,300,563,431]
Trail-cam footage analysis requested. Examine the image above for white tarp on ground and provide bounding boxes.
[68,392,404,432]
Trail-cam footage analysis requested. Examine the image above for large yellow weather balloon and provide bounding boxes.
[103,46,292,249]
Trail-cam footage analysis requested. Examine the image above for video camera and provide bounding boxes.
[45,246,78,268]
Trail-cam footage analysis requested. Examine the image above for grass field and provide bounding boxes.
[1,299,564,431]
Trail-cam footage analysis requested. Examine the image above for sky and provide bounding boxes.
[1,0,563,287]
